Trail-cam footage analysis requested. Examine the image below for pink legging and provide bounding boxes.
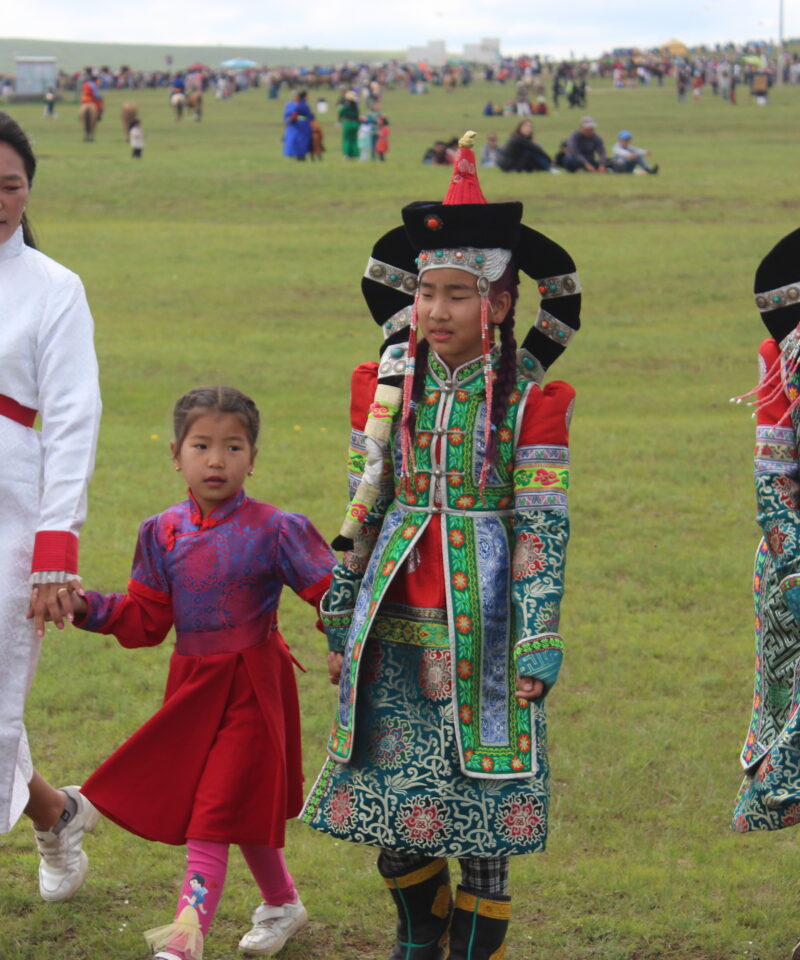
[175,838,297,940]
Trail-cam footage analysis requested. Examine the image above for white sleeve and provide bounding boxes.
[35,274,101,541]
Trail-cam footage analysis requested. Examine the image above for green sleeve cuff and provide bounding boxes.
[515,633,565,695]
[320,586,355,653]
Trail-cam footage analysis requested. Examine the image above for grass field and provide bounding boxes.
[3,75,800,959]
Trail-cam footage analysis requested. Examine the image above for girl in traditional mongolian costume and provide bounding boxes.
[69,386,335,959]
[0,111,102,903]
[301,133,581,959]
[732,229,800,960]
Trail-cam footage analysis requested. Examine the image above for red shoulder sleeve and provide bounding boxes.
[757,338,789,426]
[350,362,379,430]
[518,380,576,446]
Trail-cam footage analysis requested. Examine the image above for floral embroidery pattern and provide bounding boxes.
[369,718,412,768]
[782,804,800,827]
[419,650,452,701]
[766,524,789,556]
[449,528,466,548]
[512,531,547,580]
[774,475,798,508]
[755,755,774,782]
[457,659,473,678]
[495,795,545,843]
[326,784,356,834]
[397,798,452,848]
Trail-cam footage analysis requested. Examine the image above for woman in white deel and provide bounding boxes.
[0,111,102,900]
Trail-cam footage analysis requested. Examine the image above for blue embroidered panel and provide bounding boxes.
[476,516,512,746]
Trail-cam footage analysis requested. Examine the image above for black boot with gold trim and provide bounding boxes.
[379,855,453,960]
[447,886,511,960]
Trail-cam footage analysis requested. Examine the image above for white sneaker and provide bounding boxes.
[34,785,100,902]
[238,897,308,955]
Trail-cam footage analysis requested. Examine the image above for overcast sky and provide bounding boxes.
[5,0,798,58]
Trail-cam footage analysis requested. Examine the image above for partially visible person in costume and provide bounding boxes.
[80,69,104,117]
[338,90,360,160]
[282,89,314,161]
[375,115,390,162]
[310,118,325,161]
[733,229,800,960]
[63,386,334,960]
[0,110,102,902]
[301,132,581,960]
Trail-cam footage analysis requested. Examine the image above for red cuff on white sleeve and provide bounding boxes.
[31,531,79,574]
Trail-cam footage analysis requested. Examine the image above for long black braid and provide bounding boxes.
[484,264,520,467]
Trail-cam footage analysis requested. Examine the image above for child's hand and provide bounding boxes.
[327,651,343,685]
[516,675,545,701]
[26,581,86,638]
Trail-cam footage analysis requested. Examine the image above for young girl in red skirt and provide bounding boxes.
[68,386,334,959]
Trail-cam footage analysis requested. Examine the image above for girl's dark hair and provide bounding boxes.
[0,111,37,248]
[512,120,533,137]
[406,262,519,469]
[173,386,260,449]
[484,264,520,466]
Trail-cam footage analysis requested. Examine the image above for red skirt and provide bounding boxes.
[82,635,302,846]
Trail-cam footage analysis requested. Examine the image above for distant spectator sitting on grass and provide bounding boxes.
[497,119,556,173]
[480,131,501,166]
[562,115,606,173]
[611,130,659,175]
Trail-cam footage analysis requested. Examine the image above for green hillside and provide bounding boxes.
[0,36,401,74]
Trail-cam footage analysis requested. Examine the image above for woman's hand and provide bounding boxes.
[26,580,86,637]
[327,651,344,685]
[515,675,545,701]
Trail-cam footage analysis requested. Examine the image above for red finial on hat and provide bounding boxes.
[443,131,487,206]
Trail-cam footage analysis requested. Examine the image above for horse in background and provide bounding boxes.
[79,102,100,141]
[121,102,139,139]
[187,90,203,121]
[171,91,187,120]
